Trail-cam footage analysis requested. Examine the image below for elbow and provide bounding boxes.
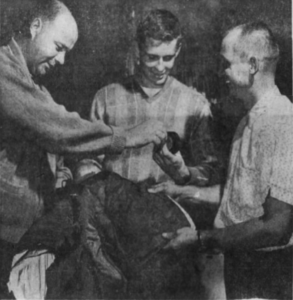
[42,134,71,154]
[53,138,72,154]
[265,221,292,247]
[277,227,292,246]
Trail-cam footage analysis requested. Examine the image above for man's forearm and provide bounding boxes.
[0,67,126,155]
[201,212,292,252]
[177,184,221,205]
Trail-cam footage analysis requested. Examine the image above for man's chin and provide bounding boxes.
[33,69,46,78]
[36,66,55,78]
[32,68,55,83]
[153,77,167,87]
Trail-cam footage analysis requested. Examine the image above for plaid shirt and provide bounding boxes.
[91,76,219,184]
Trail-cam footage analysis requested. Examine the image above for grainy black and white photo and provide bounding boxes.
[0,0,292,299]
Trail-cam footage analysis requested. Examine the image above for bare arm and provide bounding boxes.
[202,196,293,251]
[164,196,293,252]
[148,181,221,205]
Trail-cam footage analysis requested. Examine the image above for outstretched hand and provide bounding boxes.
[148,181,182,199]
[162,227,197,251]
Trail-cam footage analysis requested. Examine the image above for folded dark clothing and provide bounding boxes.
[47,172,203,299]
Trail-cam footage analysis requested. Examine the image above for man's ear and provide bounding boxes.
[249,57,259,75]
[30,18,43,39]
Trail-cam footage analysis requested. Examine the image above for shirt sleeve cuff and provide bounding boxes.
[186,166,209,186]
[108,125,127,154]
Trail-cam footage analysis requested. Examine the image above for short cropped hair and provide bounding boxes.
[11,0,63,38]
[136,9,182,50]
[228,21,280,72]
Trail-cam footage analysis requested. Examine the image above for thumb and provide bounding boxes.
[161,144,173,157]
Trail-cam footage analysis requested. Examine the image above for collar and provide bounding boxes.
[134,75,174,103]
[247,85,281,129]
[8,38,34,83]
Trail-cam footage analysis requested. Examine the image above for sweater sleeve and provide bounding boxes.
[0,57,126,155]
[185,97,222,186]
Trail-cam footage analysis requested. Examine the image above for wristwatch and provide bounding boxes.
[197,230,222,254]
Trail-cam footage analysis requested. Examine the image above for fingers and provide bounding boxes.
[152,121,167,140]
[162,231,182,250]
[160,144,174,158]
[162,232,178,249]
[156,128,167,141]
[152,136,162,146]
[154,149,173,166]
[148,183,166,194]
[177,227,192,234]
[162,232,176,240]
[153,153,165,166]
[162,227,196,250]
[163,239,183,250]
[152,130,167,146]
[156,145,181,166]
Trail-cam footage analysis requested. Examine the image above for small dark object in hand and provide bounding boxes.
[166,131,181,154]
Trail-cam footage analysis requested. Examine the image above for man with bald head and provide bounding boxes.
[0,0,166,296]
[153,22,293,299]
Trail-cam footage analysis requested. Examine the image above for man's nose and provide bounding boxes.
[155,58,165,72]
[55,52,66,65]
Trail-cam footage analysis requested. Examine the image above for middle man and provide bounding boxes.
[91,9,219,185]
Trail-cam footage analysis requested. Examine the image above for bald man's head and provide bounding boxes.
[223,22,279,74]
[17,0,78,77]
[12,0,74,39]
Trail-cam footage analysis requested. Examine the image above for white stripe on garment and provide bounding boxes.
[8,250,55,300]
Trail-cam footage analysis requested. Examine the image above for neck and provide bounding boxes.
[14,36,31,66]
[135,71,166,90]
[242,74,276,110]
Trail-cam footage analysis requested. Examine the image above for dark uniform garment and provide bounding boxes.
[0,187,81,299]
[46,172,203,299]
[224,248,293,300]
[1,172,203,299]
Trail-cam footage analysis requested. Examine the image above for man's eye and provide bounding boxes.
[56,45,63,52]
[163,56,174,62]
[147,55,158,61]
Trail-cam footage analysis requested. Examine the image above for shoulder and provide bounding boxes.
[171,77,209,104]
[93,79,133,100]
[258,95,293,129]
[0,45,20,77]
[171,77,211,116]
[0,45,31,88]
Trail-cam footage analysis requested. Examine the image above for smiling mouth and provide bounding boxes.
[48,62,55,69]
[43,63,55,73]
[153,73,166,79]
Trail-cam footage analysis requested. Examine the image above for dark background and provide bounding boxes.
[60,0,292,115]
[0,0,292,162]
